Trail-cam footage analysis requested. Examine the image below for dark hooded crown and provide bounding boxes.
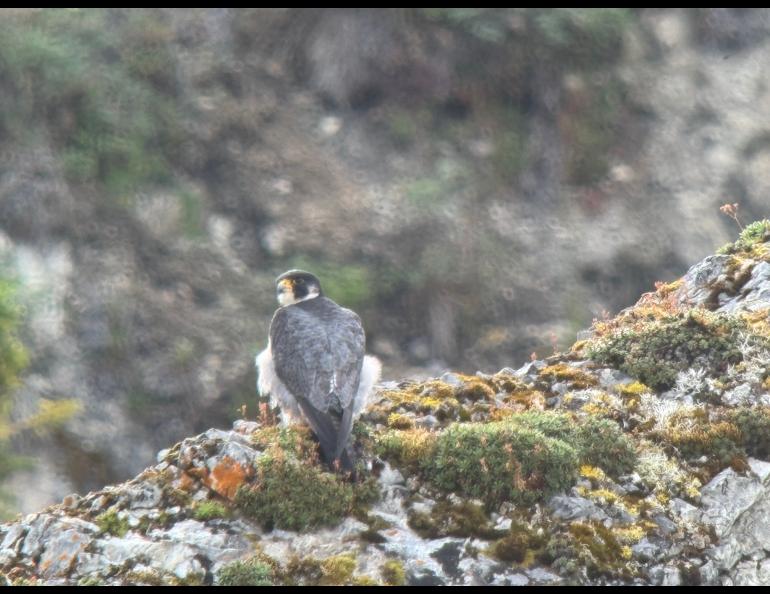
[275,269,323,301]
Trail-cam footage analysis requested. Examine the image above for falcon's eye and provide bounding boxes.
[295,278,305,285]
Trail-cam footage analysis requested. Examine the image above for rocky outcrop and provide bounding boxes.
[2,227,769,585]
[5,8,770,515]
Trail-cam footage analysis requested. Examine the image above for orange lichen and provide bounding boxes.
[204,456,251,500]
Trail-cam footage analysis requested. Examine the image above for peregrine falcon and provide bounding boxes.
[255,270,381,472]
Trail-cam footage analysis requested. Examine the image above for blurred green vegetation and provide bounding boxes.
[285,257,378,310]
[422,8,633,59]
[0,276,31,516]
[0,273,81,518]
[0,8,181,199]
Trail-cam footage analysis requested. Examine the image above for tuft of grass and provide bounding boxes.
[217,557,274,586]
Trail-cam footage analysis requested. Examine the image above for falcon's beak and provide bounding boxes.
[277,278,294,305]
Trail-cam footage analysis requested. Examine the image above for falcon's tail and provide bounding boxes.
[295,397,356,475]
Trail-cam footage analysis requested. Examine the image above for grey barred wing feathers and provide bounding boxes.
[269,298,365,413]
[268,297,365,466]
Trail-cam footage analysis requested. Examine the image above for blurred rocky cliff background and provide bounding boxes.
[0,8,769,514]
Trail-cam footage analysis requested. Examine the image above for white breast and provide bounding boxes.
[256,341,302,423]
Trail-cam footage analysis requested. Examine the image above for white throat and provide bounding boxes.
[278,289,320,307]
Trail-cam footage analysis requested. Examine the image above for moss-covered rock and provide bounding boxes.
[587,310,757,391]
[539,363,599,390]
[729,406,770,460]
[279,553,366,586]
[217,557,275,586]
[506,412,637,478]
[95,508,129,537]
[573,417,637,478]
[661,408,742,467]
[376,410,636,504]
[424,419,579,507]
[407,500,501,539]
[235,452,355,531]
[375,427,438,473]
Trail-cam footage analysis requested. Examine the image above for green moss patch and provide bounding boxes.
[192,500,230,521]
[235,453,355,531]
[587,310,760,391]
[96,508,129,537]
[407,500,501,539]
[375,428,438,473]
[539,363,599,389]
[424,420,578,507]
[380,559,406,586]
[217,557,275,586]
[376,411,636,506]
[541,521,634,580]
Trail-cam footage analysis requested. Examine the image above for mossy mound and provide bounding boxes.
[424,420,579,507]
[217,557,275,586]
[95,508,129,537]
[380,559,406,586]
[728,406,770,459]
[488,521,547,564]
[538,363,599,389]
[235,451,356,531]
[375,410,636,506]
[586,310,762,391]
[541,521,633,581]
[280,553,376,586]
[192,500,230,521]
[375,427,438,473]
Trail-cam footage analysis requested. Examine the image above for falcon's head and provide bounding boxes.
[275,270,323,307]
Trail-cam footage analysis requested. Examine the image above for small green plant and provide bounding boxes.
[738,219,770,245]
[193,500,230,521]
[380,559,406,586]
[235,452,355,531]
[96,508,129,537]
[506,411,637,478]
[717,216,770,254]
[425,419,579,507]
[729,406,770,460]
[573,417,637,478]
[488,526,543,563]
[217,558,274,586]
